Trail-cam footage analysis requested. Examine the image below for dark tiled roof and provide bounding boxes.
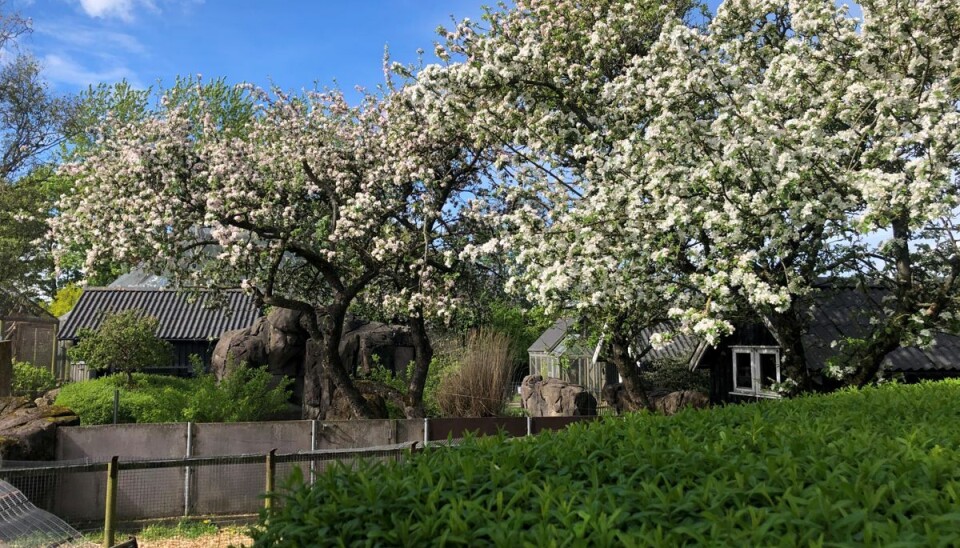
[59,288,260,341]
[639,322,702,364]
[803,288,960,372]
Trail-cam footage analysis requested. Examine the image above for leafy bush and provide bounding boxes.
[641,357,711,393]
[55,374,188,424]
[44,283,82,318]
[483,301,552,366]
[182,366,293,423]
[55,366,292,425]
[253,381,960,546]
[11,361,57,398]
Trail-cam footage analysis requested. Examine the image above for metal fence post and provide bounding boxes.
[423,417,429,447]
[527,416,532,436]
[183,422,193,517]
[103,456,119,548]
[309,420,318,484]
[112,389,119,425]
[264,449,276,514]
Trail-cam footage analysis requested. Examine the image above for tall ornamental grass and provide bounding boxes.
[435,329,516,417]
[253,380,960,546]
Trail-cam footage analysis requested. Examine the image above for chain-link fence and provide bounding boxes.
[0,416,607,545]
[0,443,416,546]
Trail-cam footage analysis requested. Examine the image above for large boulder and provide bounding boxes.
[520,375,597,417]
[0,396,79,461]
[602,383,709,415]
[212,309,415,419]
[652,390,710,415]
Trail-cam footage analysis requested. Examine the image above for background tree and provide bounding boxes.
[0,7,76,299]
[69,309,173,384]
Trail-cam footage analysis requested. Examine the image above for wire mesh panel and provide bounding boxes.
[0,479,94,547]
[0,460,105,527]
[190,456,265,517]
[53,469,106,524]
[117,465,186,520]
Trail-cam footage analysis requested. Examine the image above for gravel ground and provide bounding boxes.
[134,530,251,547]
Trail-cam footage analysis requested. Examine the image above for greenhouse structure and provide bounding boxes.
[527,319,617,396]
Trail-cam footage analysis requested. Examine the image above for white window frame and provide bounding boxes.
[730,346,781,399]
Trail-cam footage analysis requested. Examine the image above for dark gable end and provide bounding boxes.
[0,287,57,324]
[59,289,260,342]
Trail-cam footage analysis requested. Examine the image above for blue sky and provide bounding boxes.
[19,1,856,99]
[19,0,486,96]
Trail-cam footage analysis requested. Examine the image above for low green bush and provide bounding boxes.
[252,381,960,546]
[11,361,57,398]
[642,357,711,393]
[55,366,292,425]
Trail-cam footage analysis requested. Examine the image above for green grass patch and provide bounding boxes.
[253,380,960,546]
[138,519,220,540]
[56,367,292,425]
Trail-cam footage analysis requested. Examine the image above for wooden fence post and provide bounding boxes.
[0,340,12,397]
[103,456,119,548]
[264,449,276,514]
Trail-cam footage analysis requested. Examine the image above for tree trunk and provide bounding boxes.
[762,307,813,393]
[321,305,374,419]
[404,311,432,419]
[607,333,654,412]
[851,214,914,387]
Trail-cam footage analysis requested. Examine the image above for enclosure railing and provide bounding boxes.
[0,443,416,547]
[0,415,609,546]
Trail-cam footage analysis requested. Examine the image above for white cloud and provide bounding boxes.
[76,0,157,21]
[35,22,145,54]
[40,53,141,88]
[73,0,203,22]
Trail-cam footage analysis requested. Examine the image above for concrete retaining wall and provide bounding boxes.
[56,424,188,521]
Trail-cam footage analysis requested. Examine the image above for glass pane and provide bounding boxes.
[759,353,778,390]
[734,352,753,390]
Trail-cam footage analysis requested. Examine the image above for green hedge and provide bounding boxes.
[56,367,292,425]
[253,381,960,546]
[11,361,57,399]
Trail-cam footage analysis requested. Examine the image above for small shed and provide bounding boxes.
[527,319,616,396]
[0,287,58,373]
[58,288,261,380]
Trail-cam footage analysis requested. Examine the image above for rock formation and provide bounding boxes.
[520,375,598,417]
[602,383,710,415]
[651,390,710,415]
[211,309,415,419]
[0,395,79,461]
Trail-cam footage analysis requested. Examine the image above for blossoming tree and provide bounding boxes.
[428,0,960,396]
[53,78,488,419]
[625,0,960,388]
[420,0,702,410]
